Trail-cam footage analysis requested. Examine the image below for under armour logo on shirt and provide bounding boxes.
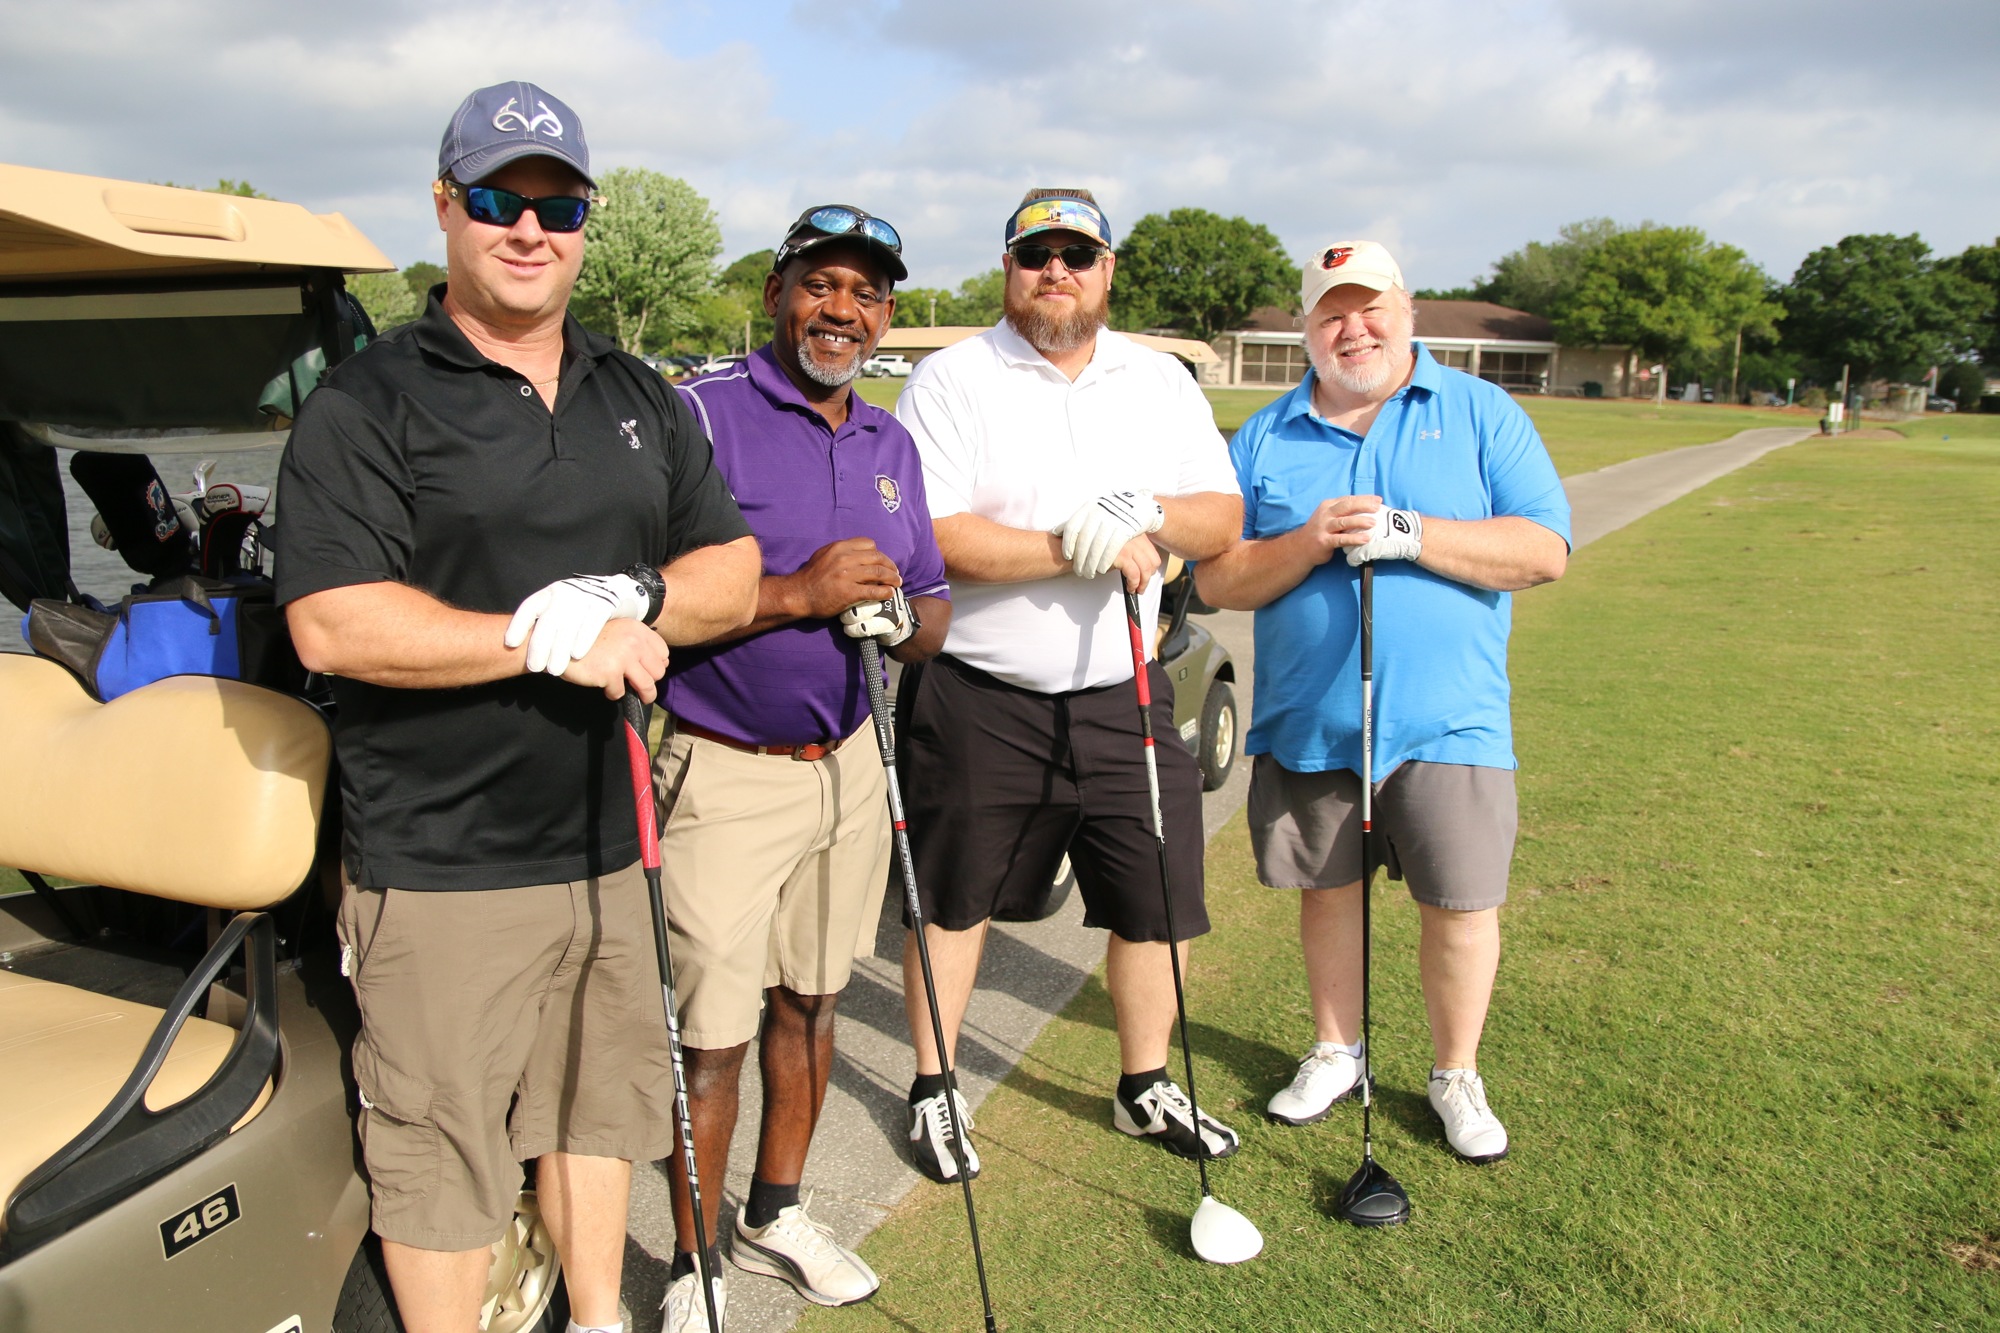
[1418,428,1442,441]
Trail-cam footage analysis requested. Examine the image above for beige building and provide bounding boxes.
[1210,302,1635,396]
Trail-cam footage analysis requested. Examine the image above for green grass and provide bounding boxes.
[802,432,2000,1331]
[850,377,1800,477]
[1896,412,2000,444]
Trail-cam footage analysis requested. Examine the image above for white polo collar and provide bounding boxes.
[989,319,1138,381]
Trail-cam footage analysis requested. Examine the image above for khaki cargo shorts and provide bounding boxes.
[1248,756,1518,911]
[336,863,674,1251]
[654,720,891,1049]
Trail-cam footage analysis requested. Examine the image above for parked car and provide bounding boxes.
[690,354,746,377]
[1927,395,1958,413]
[861,353,912,378]
[0,166,566,1333]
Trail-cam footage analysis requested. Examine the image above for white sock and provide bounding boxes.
[567,1321,624,1333]
[1313,1039,1363,1060]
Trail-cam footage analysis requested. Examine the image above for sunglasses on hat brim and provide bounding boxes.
[1009,242,1109,272]
[775,204,904,269]
[439,178,594,233]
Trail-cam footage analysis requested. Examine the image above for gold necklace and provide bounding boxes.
[528,373,561,387]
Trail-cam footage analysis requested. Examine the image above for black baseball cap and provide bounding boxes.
[438,81,594,187]
[773,205,908,283]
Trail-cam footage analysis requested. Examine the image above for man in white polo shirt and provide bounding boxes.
[891,189,1245,1182]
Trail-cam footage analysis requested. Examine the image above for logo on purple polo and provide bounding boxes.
[875,475,901,513]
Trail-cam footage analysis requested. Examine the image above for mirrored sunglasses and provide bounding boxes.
[1009,242,1108,272]
[445,179,593,233]
[796,204,902,253]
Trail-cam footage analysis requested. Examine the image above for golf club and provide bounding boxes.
[856,636,1000,1333]
[619,693,724,1333]
[1121,589,1263,1265]
[1332,561,1411,1227]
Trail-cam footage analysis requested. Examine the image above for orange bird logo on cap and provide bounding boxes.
[1320,246,1354,269]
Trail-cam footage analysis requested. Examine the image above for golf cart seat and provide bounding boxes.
[0,653,328,1250]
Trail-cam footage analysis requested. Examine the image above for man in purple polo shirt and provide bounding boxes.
[653,205,949,1329]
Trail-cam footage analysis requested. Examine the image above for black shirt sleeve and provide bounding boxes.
[273,386,416,605]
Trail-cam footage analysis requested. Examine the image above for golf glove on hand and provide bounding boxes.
[840,587,916,647]
[1346,507,1424,566]
[1054,490,1166,580]
[506,573,651,678]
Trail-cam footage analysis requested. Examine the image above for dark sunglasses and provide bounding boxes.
[1010,242,1108,272]
[443,178,593,233]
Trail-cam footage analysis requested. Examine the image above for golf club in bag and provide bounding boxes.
[619,693,724,1333]
[1332,561,1411,1227]
[856,636,999,1333]
[1121,589,1263,1265]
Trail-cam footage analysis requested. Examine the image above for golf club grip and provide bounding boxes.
[1123,590,1154,714]
[857,638,896,762]
[620,693,661,872]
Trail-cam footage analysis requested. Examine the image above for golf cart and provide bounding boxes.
[0,166,565,1332]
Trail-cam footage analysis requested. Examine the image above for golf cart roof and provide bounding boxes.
[0,163,392,285]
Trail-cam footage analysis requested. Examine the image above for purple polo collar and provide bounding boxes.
[745,343,883,435]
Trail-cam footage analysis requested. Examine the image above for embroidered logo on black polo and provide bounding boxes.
[620,420,641,449]
[875,475,901,513]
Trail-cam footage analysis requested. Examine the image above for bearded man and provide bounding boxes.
[1194,240,1569,1163]
[890,189,1245,1183]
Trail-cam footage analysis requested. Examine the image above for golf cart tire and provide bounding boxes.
[332,1227,568,1333]
[1198,682,1237,792]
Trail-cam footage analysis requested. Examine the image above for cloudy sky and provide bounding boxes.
[3,0,1995,291]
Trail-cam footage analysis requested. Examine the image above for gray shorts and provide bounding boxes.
[1247,756,1517,911]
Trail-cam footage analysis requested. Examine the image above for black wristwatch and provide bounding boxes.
[623,561,666,625]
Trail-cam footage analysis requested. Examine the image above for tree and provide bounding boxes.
[1479,218,1622,316]
[1551,225,1782,374]
[401,261,445,300]
[1111,209,1293,342]
[156,178,270,198]
[1780,234,1986,384]
[571,167,722,355]
[892,269,1005,329]
[1939,361,1987,412]
[348,270,420,330]
[1943,238,2000,365]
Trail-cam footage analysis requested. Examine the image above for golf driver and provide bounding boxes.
[1121,589,1263,1265]
[857,636,999,1333]
[619,693,724,1333]
[1332,561,1411,1227]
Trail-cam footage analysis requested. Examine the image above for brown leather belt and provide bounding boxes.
[671,716,847,761]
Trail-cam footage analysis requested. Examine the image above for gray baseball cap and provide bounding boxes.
[437,81,593,187]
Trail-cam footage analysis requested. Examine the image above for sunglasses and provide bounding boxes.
[442,179,593,233]
[1009,242,1108,272]
[777,204,903,262]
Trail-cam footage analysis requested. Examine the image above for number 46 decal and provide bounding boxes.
[159,1182,241,1259]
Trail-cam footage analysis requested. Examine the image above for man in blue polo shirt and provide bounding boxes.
[655,206,949,1328]
[1196,240,1568,1165]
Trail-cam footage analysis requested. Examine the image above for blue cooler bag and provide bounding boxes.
[25,575,305,701]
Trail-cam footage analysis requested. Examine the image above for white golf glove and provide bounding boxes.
[506,573,651,677]
[1053,490,1166,580]
[1347,507,1424,566]
[840,587,916,647]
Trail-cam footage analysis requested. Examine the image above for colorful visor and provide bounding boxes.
[1005,196,1112,249]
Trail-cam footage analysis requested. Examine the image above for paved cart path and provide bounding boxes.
[619,425,1816,1331]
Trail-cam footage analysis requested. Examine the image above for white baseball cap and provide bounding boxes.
[1300,240,1405,315]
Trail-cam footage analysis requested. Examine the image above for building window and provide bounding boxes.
[1239,342,1310,385]
[1430,347,1472,369]
[1479,350,1550,392]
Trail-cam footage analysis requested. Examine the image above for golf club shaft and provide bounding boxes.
[1358,563,1376,1162]
[857,638,999,1333]
[1123,590,1213,1200]
[620,694,722,1333]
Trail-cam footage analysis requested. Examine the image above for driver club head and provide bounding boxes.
[1333,1157,1410,1228]
[1189,1195,1264,1264]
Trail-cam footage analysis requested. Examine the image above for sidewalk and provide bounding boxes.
[619,425,1816,1331]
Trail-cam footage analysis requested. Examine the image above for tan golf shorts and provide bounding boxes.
[336,863,675,1251]
[1248,756,1518,911]
[654,720,891,1049]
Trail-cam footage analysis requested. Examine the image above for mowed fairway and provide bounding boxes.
[799,431,2000,1330]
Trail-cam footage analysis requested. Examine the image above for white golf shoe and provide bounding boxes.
[1266,1042,1363,1125]
[661,1266,726,1333]
[1428,1067,1509,1163]
[730,1197,880,1307]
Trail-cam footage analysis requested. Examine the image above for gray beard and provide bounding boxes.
[796,339,862,388]
[1004,288,1108,357]
[1312,335,1413,396]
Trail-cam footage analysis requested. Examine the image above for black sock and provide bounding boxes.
[745,1176,800,1229]
[669,1245,724,1282]
[909,1071,950,1104]
[1119,1067,1169,1103]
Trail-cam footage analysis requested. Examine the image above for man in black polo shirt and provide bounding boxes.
[277,82,758,1333]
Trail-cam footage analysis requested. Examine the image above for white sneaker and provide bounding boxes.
[661,1266,726,1332]
[1428,1067,1509,1163]
[730,1196,880,1307]
[908,1087,980,1183]
[1112,1078,1241,1160]
[1266,1042,1363,1125]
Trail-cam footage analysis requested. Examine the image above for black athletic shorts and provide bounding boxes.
[895,654,1208,942]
